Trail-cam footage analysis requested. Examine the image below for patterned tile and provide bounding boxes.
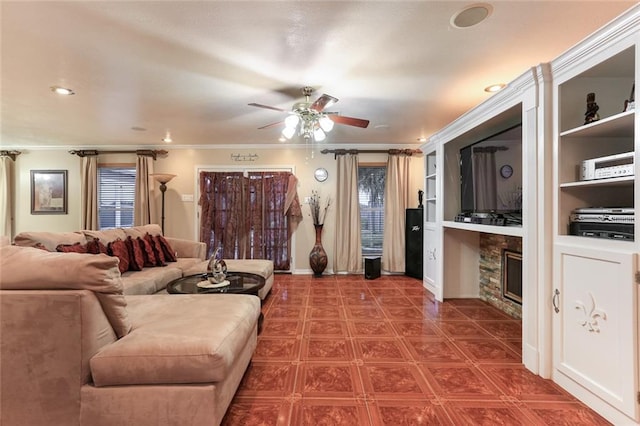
[253,337,301,361]
[419,363,502,400]
[300,337,354,361]
[223,275,608,426]
[353,338,412,362]
[453,338,521,364]
[289,398,370,426]
[403,337,467,363]
[369,399,452,425]
[296,363,363,398]
[359,363,433,399]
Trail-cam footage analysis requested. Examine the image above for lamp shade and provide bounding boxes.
[151,173,176,184]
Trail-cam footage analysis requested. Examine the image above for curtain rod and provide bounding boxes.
[320,148,422,159]
[0,150,22,161]
[69,149,168,160]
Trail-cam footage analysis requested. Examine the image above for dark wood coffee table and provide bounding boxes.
[166,272,265,331]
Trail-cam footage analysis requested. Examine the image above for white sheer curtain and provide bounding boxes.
[334,153,362,273]
[382,154,411,273]
[81,155,98,230]
[472,149,497,211]
[135,155,155,226]
[0,156,13,238]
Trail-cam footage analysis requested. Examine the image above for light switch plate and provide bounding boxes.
[181,194,194,202]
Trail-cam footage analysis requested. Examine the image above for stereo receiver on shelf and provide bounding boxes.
[580,151,634,181]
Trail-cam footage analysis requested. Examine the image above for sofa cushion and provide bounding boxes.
[108,239,130,274]
[90,294,260,386]
[125,236,145,271]
[0,246,131,338]
[14,231,86,252]
[155,235,177,262]
[123,224,163,238]
[57,242,90,253]
[145,233,166,266]
[82,229,127,245]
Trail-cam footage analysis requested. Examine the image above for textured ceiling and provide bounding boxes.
[1,1,636,149]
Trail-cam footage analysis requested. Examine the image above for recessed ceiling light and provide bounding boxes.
[131,126,147,132]
[162,135,173,143]
[50,86,75,95]
[451,3,493,29]
[484,83,506,93]
[417,137,427,143]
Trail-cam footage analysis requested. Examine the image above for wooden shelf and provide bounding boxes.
[560,110,634,138]
[443,220,523,237]
[560,175,634,188]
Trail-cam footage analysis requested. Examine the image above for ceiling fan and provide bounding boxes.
[248,86,369,142]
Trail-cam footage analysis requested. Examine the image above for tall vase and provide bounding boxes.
[309,224,328,277]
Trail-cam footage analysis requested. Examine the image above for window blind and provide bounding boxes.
[98,166,136,229]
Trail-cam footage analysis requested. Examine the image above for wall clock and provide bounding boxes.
[314,168,328,182]
[500,164,513,179]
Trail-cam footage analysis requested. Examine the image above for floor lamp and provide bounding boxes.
[151,173,176,234]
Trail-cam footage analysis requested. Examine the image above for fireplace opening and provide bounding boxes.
[502,249,522,304]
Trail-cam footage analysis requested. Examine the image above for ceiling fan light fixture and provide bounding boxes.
[319,115,334,132]
[284,114,300,128]
[282,126,296,140]
[313,127,326,142]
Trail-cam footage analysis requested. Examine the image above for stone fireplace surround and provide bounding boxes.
[478,233,522,319]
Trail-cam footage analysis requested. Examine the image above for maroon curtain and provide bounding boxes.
[247,172,291,270]
[199,171,246,259]
[199,170,301,271]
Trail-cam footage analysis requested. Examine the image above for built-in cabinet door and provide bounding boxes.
[553,243,638,420]
[423,226,440,298]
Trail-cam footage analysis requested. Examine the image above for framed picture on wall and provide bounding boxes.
[31,170,68,214]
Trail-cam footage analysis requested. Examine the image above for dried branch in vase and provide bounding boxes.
[308,190,331,226]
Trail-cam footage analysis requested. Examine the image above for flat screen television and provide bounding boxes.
[459,124,522,215]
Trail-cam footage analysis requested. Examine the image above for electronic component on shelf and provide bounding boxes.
[580,151,634,181]
[570,213,634,223]
[569,221,634,241]
[454,212,506,226]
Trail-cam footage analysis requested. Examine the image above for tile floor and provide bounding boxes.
[222,274,611,425]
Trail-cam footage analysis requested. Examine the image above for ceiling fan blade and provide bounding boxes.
[248,103,287,113]
[310,94,338,112]
[330,115,370,128]
[258,121,283,130]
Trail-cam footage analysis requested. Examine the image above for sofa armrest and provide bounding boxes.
[164,237,206,260]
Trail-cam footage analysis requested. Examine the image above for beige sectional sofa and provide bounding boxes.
[1,225,275,425]
[12,224,274,298]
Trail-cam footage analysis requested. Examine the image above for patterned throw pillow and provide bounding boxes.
[137,236,157,267]
[144,233,166,266]
[108,239,130,274]
[125,236,145,271]
[86,238,108,255]
[56,242,89,253]
[154,235,177,262]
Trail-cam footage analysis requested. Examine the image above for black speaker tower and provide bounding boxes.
[405,209,423,279]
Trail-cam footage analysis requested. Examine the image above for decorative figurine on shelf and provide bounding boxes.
[623,83,635,112]
[584,92,600,124]
[207,247,227,284]
[418,189,424,209]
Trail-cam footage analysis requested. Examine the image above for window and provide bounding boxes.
[358,165,385,255]
[98,166,135,230]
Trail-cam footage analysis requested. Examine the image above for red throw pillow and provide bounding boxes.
[125,236,144,271]
[144,233,166,266]
[86,238,108,255]
[108,239,130,274]
[56,242,89,253]
[154,235,177,262]
[137,236,157,267]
